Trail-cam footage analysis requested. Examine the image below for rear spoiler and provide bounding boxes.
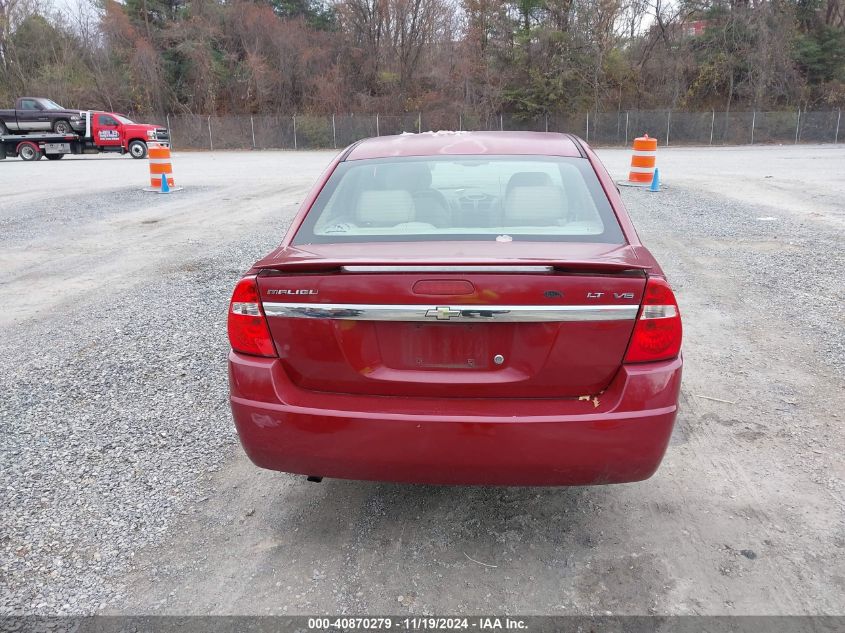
[255,259,650,274]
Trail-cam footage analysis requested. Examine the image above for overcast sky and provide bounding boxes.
[48,0,100,22]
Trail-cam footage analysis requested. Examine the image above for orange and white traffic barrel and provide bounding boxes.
[146,142,175,191]
[627,134,657,184]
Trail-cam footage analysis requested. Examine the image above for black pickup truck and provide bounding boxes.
[0,97,86,135]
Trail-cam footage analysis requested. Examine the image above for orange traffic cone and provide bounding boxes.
[144,142,182,192]
[627,134,657,185]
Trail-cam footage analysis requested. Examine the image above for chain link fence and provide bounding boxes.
[151,110,843,151]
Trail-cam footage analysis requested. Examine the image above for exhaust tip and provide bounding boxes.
[306,476,323,483]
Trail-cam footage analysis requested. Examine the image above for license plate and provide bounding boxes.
[388,323,493,369]
[44,143,70,153]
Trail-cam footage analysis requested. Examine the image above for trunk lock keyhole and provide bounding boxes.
[493,354,505,365]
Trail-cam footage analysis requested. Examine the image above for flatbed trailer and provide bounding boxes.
[0,131,86,160]
[1,110,169,161]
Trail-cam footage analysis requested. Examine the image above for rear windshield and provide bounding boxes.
[293,156,625,244]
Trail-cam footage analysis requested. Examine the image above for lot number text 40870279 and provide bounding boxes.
[307,617,528,631]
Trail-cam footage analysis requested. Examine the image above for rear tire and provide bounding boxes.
[53,119,72,135]
[45,153,64,160]
[128,140,147,159]
[18,142,41,161]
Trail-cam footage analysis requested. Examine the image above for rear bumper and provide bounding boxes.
[229,353,682,486]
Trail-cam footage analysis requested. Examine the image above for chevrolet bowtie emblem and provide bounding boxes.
[425,306,461,320]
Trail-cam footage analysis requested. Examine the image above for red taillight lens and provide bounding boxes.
[624,277,682,363]
[227,276,276,357]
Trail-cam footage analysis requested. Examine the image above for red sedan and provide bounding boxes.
[228,132,682,486]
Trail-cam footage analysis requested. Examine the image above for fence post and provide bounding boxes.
[666,110,671,146]
[207,116,213,151]
[418,112,422,134]
[750,111,756,145]
[615,111,620,143]
[795,108,800,143]
[376,113,380,137]
[836,109,841,144]
[166,114,172,150]
[709,110,715,145]
[459,112,462,132]
[500,113,503,131]
[625,111,629,146]
[293,115,297,150]
[585,111,589,141]
[545,112,549,133]
[332,114,337,149]
[250,115,256,149]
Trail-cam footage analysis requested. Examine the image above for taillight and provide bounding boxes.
[624,277,682,363]
[227,276,276,357]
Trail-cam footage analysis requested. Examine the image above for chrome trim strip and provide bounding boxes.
[341,265,554,273]
[262,302,638,322]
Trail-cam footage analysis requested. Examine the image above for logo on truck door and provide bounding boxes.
[98,130,119,140]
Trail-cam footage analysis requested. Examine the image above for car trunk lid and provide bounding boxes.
[256,242,648,398]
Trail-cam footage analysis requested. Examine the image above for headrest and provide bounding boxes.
[374,163,432,190]
[506,171,553,194]
[503,186,567,225]
[355,189,416,225]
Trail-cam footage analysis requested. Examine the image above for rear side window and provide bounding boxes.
[294,156,624,244]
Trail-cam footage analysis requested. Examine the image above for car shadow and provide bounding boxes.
[116,451,668,614]
[283,477,602,544]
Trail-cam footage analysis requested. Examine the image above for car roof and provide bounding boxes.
[345,131,584,161]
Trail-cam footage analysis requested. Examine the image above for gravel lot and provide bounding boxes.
[1,145,843,616]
